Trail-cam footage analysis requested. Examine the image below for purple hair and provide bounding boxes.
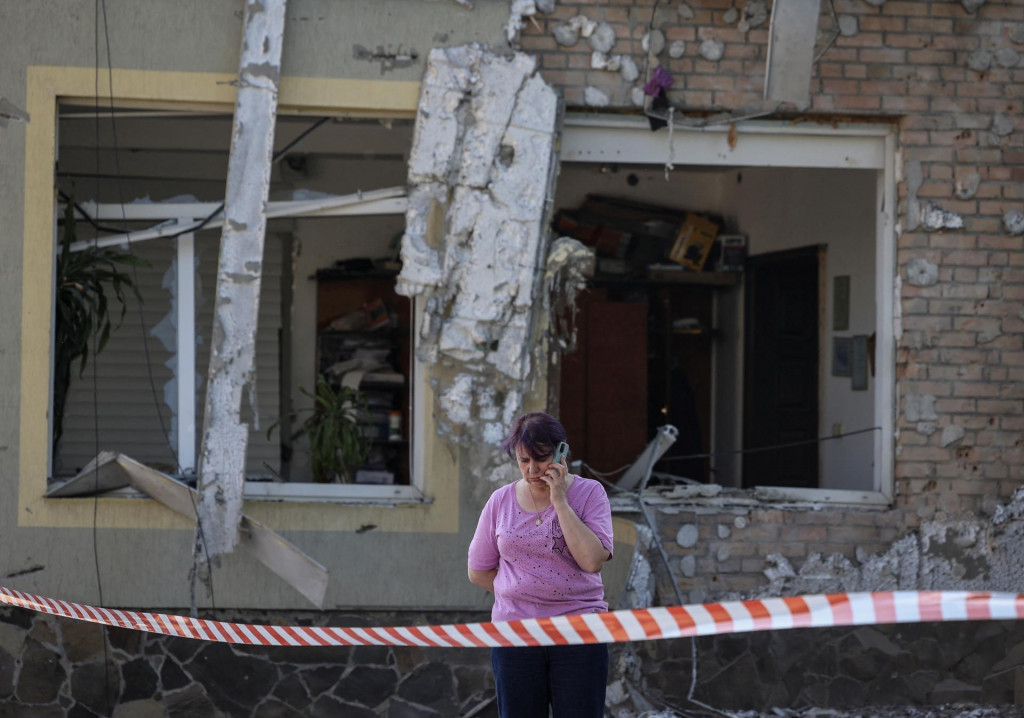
[501,412,569,460]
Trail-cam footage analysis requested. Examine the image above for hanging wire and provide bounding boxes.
[65,115,332,243]
[90,3,112,713]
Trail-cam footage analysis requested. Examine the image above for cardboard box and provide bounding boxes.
[668,214,719,270]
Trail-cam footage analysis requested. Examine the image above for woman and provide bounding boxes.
[468,411,614,718]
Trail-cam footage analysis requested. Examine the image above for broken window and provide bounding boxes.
[553,117,895,502]
[52,104,422,500]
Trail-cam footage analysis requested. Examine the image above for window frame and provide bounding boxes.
[559,114,897,506]
[60,190,424,503]
[20,66,459,533]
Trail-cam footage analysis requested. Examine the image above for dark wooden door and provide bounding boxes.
[742,246,820,489]
[559,289,648,476]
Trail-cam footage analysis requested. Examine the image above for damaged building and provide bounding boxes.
[0,0,1023,714]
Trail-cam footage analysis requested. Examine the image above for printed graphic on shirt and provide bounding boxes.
[551,516,569,557]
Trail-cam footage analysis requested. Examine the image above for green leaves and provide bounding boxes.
[52,198,149,454]
[268,375,371,482]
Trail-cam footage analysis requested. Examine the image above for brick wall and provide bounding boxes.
[520,0,1023,600]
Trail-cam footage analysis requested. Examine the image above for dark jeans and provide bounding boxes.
[491,643,609,717]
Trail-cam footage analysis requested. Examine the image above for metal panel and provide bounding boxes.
[764,0,823,105]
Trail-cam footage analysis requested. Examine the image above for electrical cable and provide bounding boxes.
[65,115,332,244]
[90,4,112,713]
[583,426,881,481]
[91,0,218,617]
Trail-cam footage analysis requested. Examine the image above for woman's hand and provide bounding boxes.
[541,460,610,573]
[539,457,571,508]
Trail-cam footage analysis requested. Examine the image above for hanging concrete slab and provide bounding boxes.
[396,45,561,449]
[196,0,288,559]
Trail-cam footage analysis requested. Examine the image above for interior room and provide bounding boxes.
[552,161,878,493]
[54,107,414,486]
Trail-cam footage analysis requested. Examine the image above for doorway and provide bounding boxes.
[742,246,821,489]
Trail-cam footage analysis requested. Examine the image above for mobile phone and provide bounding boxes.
[553,441,569,465]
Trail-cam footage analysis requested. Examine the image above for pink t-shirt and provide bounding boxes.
[467,476,614,622]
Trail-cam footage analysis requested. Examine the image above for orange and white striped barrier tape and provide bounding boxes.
[2,586,1022,648]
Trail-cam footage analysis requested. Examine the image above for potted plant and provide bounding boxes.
[53,198,147,458]
[270,375,371,483]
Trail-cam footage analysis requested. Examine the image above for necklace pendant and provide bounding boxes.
[535,517,542,526]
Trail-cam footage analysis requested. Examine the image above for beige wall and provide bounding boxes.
[0,0,573,612]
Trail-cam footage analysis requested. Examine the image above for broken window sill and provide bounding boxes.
[609,483,891,513]
[54,483,430,506]
[242,481,429,505]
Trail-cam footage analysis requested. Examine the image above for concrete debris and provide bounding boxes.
[700,37,725,61]
[544,237,595,353]
[1003,209,1024,235]
[668,39,686,58]
[723,8,740,24]
[837,14,859,36]
[961,0,986,12]
[991,113,1014,137]
[631,86,645,106]
[917,421,937,436]
[718,524,731,539]
[505,0,538,44]
[906,257,938,286]
[954,172,981,200]
[994,47,1020,68]
[584,86,610,106]
[678,3,695,20]
[588,22,616,53]
[398,45,559,444]
[591,52,623,71]
[449,0,474,7]
[535,0,555,12]
[642,29,665,56]
[619,523,655,609]
[921,201,964,231]
[734,515,749,529]
[1011,24,1024,44]
[676,523,699,548]
[741,0,770,30]
[863,0,887,6]
[620,55,639,82]
[552,23,579,46]
[905,393,938,422]
[966,48,993,72]
[569,14,597,38]
[940,424,966,448]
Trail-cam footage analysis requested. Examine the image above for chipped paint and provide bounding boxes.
[352,44,420,75]
[397,45,560,454]
[196,0,287,559]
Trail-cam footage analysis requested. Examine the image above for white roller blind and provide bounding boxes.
[55,233,283,480]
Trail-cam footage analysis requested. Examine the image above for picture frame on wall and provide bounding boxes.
[832,336,852,377]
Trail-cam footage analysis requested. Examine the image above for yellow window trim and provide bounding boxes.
[19,65,457,533]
